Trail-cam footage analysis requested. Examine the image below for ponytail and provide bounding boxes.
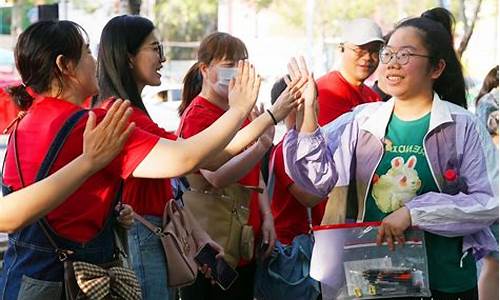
[421,7,455,44]
[7,84,35,110]
[179,62,202,116]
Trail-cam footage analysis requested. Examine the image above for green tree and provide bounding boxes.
[456,0,483,58]
[71,0,102,14]
[154,0,218,60]
[257,0,497,69]
[11,0,59,36]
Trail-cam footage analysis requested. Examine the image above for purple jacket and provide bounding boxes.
[284,94,499,259]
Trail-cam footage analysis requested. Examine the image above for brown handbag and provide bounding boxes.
[182,174,261,268]
[134,199,198,288]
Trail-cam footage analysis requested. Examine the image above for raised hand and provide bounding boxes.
[228,60,261,117]
[286,56,318,133]
[268,81,301,123]
[82,99,135,171]
[287,56,316,108]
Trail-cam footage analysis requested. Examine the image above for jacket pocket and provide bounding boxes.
[17,275,62,300]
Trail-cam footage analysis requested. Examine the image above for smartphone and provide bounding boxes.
[194,244,239,290]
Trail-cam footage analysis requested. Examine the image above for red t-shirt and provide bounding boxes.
[270,141,326,245]
[317,71,380,126]
[104,102,177,217]
[2,97,159,242]
[178,96,262,236]
[0,88,19,131]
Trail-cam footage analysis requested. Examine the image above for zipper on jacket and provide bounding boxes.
[422,132,442,192]
[360,137,385,222]
[459,251,469,268]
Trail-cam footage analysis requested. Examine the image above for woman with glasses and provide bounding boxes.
[284,7,498,300]
[94,16,299,300]
[94,16,195,299]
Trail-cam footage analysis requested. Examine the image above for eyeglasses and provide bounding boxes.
[379,47,433,65]
[155,42,165,61]
[343,44,382,58]
[143,42,165,61]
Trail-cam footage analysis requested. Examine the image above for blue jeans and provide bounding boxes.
[128,215,173,300]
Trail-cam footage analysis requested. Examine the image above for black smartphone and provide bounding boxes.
[194,244,239,291]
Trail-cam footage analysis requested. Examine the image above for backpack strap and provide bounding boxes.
[13,110,86,260]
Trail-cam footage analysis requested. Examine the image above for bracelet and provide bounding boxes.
[266,109,278,125]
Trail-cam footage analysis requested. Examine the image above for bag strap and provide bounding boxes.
[133,199,190,239]
[12,116,26,187]
[133,212,165,237]
[267,143,312,230]
[13,110,86,260]
[1,116,22,190]
[34,110,87,182]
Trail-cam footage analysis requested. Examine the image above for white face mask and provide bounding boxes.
[216,66,238,85]
[214,67,238,97]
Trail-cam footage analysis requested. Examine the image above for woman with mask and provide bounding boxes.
[178,32,302,300]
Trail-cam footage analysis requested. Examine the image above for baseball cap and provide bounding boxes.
[341,18,384,46]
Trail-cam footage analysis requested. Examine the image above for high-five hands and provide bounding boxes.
[228,60,261,117]
[285,56,318,133]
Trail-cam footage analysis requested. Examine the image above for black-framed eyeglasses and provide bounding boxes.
[379,47,433,65]
[155,42,165,61]
[144,42,165,61]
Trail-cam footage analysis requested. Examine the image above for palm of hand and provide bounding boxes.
[302,77,317,106]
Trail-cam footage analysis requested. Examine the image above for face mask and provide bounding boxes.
[217,67,238,85]
[214,66,238,98]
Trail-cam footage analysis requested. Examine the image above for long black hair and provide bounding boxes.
[94,15,154,112]
[8,20,87,110]
[394,7,467,108]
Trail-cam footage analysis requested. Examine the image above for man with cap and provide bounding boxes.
[317,18,385,125]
